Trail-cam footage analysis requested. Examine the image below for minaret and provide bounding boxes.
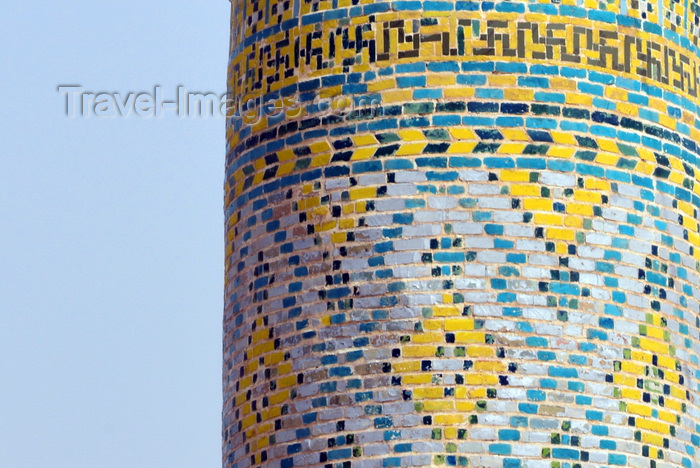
[224,1,700,467]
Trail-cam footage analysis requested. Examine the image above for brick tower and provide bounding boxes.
[223,1,700,467]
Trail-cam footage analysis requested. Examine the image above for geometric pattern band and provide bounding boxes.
[230,5,700,100]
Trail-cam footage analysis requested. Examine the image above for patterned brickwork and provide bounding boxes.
[224,1,700,467]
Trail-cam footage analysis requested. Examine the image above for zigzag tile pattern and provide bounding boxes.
[224,2,700,467]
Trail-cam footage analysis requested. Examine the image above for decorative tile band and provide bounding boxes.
[224,1,700,468]
[228,2,700,102]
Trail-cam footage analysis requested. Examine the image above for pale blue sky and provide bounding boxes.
[0,1,229,466]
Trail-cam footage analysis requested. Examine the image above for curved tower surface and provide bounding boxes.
[224,1,700,467]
